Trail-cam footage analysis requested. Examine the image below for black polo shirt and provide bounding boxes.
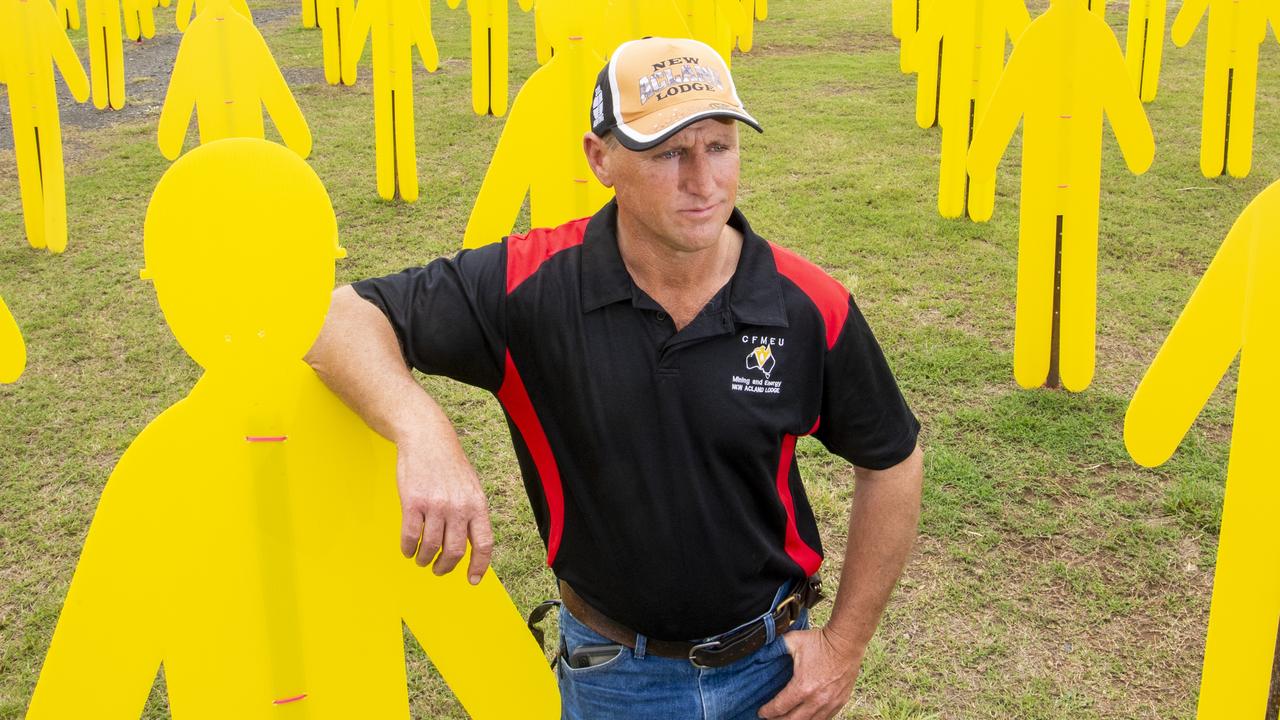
[352,200,920,640]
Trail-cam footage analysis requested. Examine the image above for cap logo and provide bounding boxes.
[637,62,724,105]
[592,86,604,127]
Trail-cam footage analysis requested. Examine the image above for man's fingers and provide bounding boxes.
[416,512,445,567]
[400,508,425,558]
[433,519,469,575]
[758,679,805,719]
[466,514,495,584]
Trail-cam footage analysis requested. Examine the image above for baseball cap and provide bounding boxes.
[590,37,762,151]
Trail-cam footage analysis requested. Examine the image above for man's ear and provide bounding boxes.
[583,132,614,188]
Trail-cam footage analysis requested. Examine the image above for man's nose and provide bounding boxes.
[679,150,717,197]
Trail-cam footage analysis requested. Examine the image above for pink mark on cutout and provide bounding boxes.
[273,694,307,705]
[1057,184,1070,189]
[569,35,583,40]
[246,436,288,443]
[573,178,588,184]
[1059,115,1072,119]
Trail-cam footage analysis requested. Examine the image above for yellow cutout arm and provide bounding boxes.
[51,16,92,102]
[410,0,440,72]
[341,0,372,81]
[253,40,314,158]
[1102,47,1156,174]
[0,295,26,384]
[909,0,944,129]
[26,444,166,718]
[965,38,1030,185]
[157,37,198,159]
[1170,0,1210,46]
[1124,208,1247,468]
[397,550,560,718]
[463,90,535,248]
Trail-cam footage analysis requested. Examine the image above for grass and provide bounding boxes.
[2,0,1278,717]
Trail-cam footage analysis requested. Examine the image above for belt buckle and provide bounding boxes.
[688,639,721,669]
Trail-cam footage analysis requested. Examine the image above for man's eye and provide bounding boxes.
[659,149,681,159]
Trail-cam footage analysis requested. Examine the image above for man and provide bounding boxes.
[306,36,923,720]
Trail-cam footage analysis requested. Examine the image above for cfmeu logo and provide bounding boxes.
[746,345,776,378]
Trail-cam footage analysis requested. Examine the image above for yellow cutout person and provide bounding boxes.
[910,0,1030,220]
[462,0,612,248]
[967,0,1154,392]
[1124,178,1280,720]
[1172,0,1279,178]
[318,0,357,85]
[85,0,126,109]
[446,0,532,116]
[596,0,690,59]
[56,0,81,30]
[158,0,312,161]
[25,138,561,720]
[344,0,438,200]
[1125,0,1167,102]
[678,0,747,64]
[122,0,159,40]
[174,0,252,32]
[0,0,90,254]
[0,294,26,384]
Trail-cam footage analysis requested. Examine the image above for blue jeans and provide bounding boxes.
[557,586,810,720]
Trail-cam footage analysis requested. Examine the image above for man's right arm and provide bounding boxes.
[305,285,494,585]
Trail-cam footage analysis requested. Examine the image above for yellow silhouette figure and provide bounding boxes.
[85,0,126,109]
[910,0,1030,220]
[1172,0,1279,178]
[0,0,90,254]
[967,0,1154,392]
[0,294,26,384]
[122,0,159,40]
[317,0,357,85]
[174,0,252,32]
[595,0,690,59]
[463,1,612,248]
[677,0,746,64]
[158,0,312,161]
[56,0,81,30]
[1125,0,1167,102]
[24,138,561,720]
[446,0,532,116]
[344,0,438,201]
[1124,178,1280,720]
[736,0,761,52]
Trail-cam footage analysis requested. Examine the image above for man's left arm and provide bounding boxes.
[760,444,923,720]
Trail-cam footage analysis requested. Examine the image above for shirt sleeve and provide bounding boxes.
[350,242,507,393]
[813,297,920,470]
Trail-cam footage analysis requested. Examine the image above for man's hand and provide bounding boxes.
[758,627,864,720]
[396,440,495,585]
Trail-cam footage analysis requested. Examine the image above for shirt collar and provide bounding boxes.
[579,200,789,328]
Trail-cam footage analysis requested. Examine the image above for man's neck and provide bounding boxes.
[615,213,744,329]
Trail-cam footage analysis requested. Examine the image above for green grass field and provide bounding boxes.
[2,0,1278,717]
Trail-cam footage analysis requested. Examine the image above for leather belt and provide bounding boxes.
[559,576,823,669]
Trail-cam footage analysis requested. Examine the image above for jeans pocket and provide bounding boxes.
[558,607,628,675]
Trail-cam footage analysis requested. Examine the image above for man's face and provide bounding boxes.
[590,118,741,254]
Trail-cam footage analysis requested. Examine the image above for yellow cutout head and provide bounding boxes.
[141,139,343,372]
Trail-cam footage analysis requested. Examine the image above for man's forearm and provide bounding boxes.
[822,445,924,659]
[305,285,459,449]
